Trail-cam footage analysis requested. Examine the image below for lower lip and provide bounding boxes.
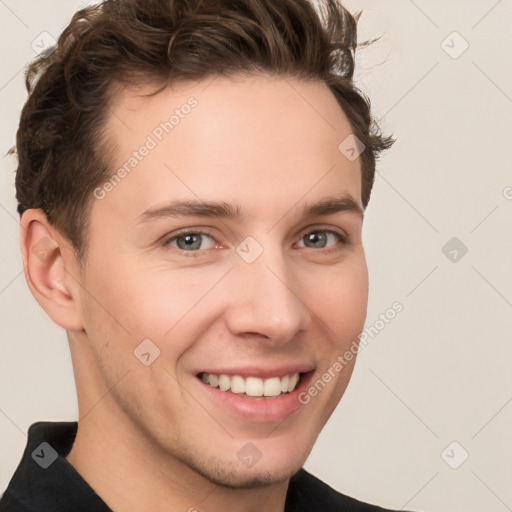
[195,372,314,423]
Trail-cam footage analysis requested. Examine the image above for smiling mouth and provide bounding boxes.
[197,372,305,399]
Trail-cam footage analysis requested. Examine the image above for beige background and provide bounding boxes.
[1,1,511,510]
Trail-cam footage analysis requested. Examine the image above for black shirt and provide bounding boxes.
[0,422,408,511]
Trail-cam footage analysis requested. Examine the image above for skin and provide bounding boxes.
[20,73,368,512]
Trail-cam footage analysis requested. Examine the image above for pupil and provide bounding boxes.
[307,232,326,248]
[179,234,201,250]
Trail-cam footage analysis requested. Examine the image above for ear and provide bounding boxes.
[20,209,84,331]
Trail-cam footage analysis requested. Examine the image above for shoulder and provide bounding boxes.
[285,468,411,512]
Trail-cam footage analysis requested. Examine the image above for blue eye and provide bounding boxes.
[167,232,217,251]
[163,228,347,257]
[297,230,346,249]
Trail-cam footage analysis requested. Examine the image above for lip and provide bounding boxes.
[194,370,315,423]
[194,363,315,380]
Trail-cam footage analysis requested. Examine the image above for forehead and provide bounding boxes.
[95,73,362,226]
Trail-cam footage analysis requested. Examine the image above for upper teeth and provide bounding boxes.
[201,372,300,397]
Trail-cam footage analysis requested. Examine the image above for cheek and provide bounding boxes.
[301,259,367,420]
[302,255,368,342]
[81,245,367,355]
[80,258,228,358]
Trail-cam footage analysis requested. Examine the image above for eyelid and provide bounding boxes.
[162,228,219,250]
[296,224,349,243]
[161,224,350,254]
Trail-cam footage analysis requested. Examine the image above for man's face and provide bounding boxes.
[75,73,368,487]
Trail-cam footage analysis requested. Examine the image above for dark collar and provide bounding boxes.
[0,422,110,511]
[1,421,401,512]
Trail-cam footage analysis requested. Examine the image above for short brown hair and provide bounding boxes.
[13,0,393,257]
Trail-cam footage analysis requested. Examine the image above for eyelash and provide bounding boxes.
[162,227,349,258]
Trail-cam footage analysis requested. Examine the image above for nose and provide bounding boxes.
[223,243,312,345]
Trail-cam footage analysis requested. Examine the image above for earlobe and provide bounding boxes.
[20,209,84,331]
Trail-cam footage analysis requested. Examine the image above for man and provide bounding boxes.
[0,0,405,510]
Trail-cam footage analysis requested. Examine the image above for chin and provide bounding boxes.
[179,447,305,489]
[200,464,300,490]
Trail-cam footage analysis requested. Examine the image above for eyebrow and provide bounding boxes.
[137,195,363,224]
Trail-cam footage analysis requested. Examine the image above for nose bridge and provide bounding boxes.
[225,239,310,342]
